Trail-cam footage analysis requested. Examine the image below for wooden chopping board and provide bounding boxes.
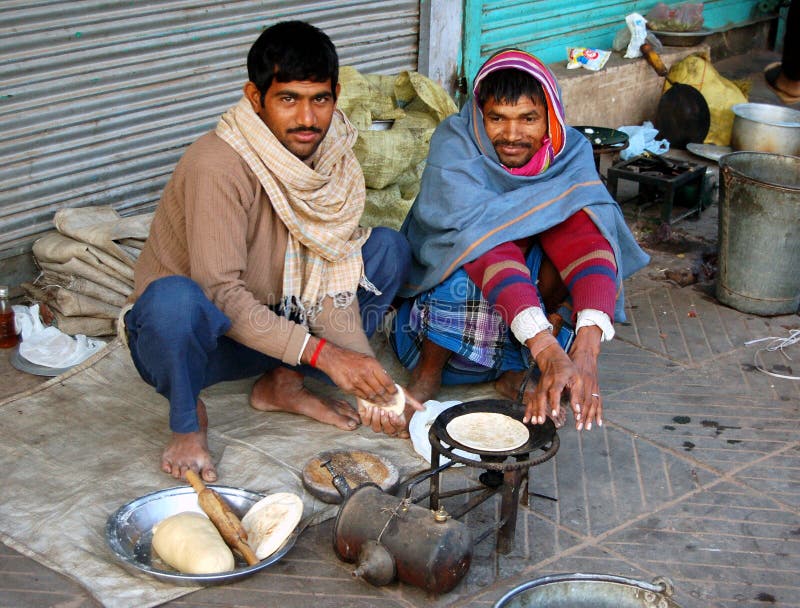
[302,450,399,504]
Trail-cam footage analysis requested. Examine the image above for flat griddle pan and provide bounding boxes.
[642,42,710,150]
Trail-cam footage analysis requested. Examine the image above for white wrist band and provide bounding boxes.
[510,306,553,344]
[576,309,615,341]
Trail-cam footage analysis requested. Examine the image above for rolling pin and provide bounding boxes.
[185,470,260,566]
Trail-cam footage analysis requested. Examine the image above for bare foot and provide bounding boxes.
[161,399,217,482]
[249,367,360,431]
[496,370,567,427]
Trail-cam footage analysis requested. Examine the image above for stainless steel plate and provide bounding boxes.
[10,347,73,376]
[651,30,711,47]
[106,485,299,585]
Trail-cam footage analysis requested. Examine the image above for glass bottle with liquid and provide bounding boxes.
[0,285,20,349]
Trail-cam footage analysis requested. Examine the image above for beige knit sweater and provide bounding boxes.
[133,132,372,365]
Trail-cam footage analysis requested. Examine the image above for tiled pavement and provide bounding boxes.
[1,53,798,608]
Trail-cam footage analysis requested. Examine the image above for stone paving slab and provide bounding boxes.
[600,480,800,608]
[617,283,798,366]
[606,350,800,474]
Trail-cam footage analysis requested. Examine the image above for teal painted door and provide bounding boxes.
[462,0,766,85]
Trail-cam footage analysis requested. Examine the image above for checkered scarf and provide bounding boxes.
[216,96,370,324]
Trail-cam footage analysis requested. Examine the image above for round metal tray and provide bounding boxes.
[106,485,299,585]
[650,29,712,47]
[10,347,74,377]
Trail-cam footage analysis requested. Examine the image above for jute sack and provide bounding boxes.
[39,270,128,307]
[38,259,132,297]
[53,206,153,267]
[33,233,134,285]
[23,281,121,320]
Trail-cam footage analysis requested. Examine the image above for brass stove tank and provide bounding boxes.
[332,482,473,593]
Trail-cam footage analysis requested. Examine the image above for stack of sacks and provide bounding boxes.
[337,67,458,229]
[24,206,152,336]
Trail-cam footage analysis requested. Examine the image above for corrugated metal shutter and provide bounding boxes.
[463,0,764,83]
[0,0,419,259]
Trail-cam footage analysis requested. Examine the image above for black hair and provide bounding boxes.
[247,21,339,102]
[476,68,546,109]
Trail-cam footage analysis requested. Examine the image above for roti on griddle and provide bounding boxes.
[445,412,529,452]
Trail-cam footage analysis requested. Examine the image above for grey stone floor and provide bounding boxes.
[1,51,798,608]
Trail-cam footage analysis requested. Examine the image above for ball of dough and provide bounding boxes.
[357,383,405,416]
[242,493,303,560]
[152,512,235,574]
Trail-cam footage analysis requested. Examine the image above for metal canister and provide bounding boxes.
[332,483,472,593]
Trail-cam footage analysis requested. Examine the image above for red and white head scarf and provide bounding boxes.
[472,49,566,176]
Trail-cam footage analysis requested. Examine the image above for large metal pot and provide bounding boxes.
[730,103,800,156]
[494,573,682,608]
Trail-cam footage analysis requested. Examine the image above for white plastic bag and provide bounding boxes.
[12,304,105,368]
[624,13,648,58]
[617,121,670,160]
[408,400,479,465]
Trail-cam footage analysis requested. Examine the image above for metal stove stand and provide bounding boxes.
[606,153,709,225]
[425,399,560,554]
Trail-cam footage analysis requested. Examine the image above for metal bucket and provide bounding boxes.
[716,152,800,315]
[494,573,681,608]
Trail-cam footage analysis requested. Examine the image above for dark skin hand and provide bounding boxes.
[307,336,398,405]
[524,325,603,431]
[358,398,425,438]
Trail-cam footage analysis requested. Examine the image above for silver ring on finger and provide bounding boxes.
[591,393,601,398]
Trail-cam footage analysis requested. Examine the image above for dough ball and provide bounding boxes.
[152,512,235,574]
[357,383,406,416]
[242,493,303,560]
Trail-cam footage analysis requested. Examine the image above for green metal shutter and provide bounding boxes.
[463,0,764,85]
[0,1,420,259]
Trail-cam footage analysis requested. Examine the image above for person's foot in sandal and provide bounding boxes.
[764,62,800,104]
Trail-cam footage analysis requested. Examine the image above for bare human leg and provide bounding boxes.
[406,338,451,405]
[161,399,218,482]
[249,366,361,430]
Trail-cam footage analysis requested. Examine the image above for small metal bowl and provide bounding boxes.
[369,119,395,131]
[106,485,299,585]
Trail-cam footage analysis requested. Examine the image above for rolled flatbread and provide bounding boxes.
[445,412,529,452]
[357,383,405,416]
[151,512,235,574]
[241,493,303,560]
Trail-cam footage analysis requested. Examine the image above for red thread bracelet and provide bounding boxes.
[309,338,326,368]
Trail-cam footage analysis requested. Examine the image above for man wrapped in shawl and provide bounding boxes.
[386,50,649,433]
[125,21,420,483]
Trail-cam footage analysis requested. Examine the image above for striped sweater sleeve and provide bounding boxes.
[539,209,617,321]
[463,238,540,326]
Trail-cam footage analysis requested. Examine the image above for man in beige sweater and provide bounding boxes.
[125,21,419,483]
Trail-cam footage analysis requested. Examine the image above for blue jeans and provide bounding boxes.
[126,227,410,433]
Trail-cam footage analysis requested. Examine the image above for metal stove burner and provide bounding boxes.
[607,152,710,229]
[426,399,559,554]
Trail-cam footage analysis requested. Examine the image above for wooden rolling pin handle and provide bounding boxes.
[640,42,669,78]
[185,469,207,493]
[185,470,261,566]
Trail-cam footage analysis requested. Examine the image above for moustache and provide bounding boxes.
[492,139,531,148]
[288,126,322,134]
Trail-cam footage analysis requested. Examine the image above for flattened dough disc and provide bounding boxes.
[445,412,530,452]
[302,450,399,504]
